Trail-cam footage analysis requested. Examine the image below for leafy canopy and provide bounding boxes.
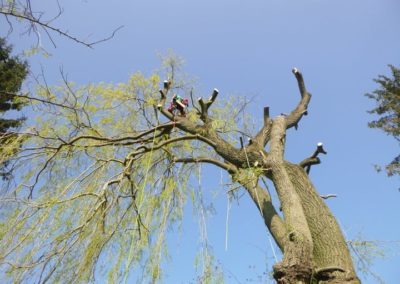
[365,65,400,176]
[0,58,251,283]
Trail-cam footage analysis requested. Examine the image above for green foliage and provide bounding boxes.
[210,95,256,144]
[194,251,225,284]
[0,50,260,282]
[191,164,225,284]
[365,65,400,176]
[0,63,227,282]
[0,37,28,180]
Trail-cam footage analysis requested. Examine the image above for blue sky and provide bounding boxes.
[2,0,400,283]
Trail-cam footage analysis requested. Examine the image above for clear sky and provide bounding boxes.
[2,0,400,283]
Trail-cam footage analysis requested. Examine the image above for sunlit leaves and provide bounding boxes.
[0,69,199,283]
[0,51,259,282]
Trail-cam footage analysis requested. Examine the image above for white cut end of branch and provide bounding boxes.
[163,80,169,84]
[292,67,298,74]
[197,97,202,101]
[317,142,323,147]
[214,88,219,94]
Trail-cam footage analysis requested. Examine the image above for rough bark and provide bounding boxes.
[236,172,287,251]
[262,116,313,283]
[285,163,360,283]
[157,69,360,283]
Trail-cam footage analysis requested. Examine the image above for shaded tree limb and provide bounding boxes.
[238,176,287,251]
[299,142,327,174]
[173,156,236,174]
[1,90,79,110]
[172,156,287,251]
[253,106,272,147]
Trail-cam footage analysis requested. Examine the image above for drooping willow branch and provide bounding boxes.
[172,156,287,250]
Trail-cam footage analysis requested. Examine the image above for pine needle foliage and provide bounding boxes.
[0,37,28,180]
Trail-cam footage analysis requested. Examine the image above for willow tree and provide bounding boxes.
[0,64,360,283]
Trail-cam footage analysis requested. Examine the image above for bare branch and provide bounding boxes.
[157,80,175,119]
[63,122,177,146]
[254,106,272,147]
[131,134,217,157]
[320,194,337,200]
[299,142,327,174]
[286,68,311,129]
[198,88,219,122]
[156,81,251,170]
[0,90,76,110]
[0,8,123,48]
[263,106,270,125]
[159,80,171,99]
[26,150,58,198]
[299,157,320,173]
[85,25,124,46]
[189,88,201,114]
[173,156,236,173]
[235,174,287,251]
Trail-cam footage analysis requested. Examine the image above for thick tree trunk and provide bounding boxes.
[257,161,360,283]
[285,163,360,283]
[262,116,314,283]
[237,117,360,283]
[157,70,361,283]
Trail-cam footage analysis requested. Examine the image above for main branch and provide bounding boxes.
[286,68,311,129]
[264,115,314,282]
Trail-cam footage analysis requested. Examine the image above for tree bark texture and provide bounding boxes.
[158,69,360,283]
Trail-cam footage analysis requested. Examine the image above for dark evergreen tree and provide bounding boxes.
[0,37,28,179]
[365,65,400,176]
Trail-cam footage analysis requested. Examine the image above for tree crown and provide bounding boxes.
[365,65,400,176]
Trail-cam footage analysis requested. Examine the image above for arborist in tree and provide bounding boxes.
[167,94,189,117]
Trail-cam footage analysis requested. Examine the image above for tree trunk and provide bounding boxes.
[158,70,361,283]
[261,162,361,283]
[285,163,360,283]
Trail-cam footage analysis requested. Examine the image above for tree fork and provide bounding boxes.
[155,69,360,284]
